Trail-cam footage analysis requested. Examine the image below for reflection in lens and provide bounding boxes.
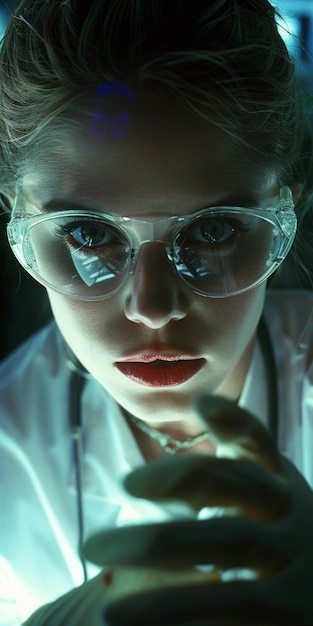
[174,213,277,296]
[25,216,131,298]
[70,248,129,287]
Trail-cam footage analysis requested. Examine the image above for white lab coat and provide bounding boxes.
[0,290,313,625]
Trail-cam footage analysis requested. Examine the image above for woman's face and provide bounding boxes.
[20,95,279,427]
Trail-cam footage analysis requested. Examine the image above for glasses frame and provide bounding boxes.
[7,186,297,299]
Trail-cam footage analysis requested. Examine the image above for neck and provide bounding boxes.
[125,410,217,459]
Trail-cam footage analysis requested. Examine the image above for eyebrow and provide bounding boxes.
[41,199,98,213]
[40,194,270,215]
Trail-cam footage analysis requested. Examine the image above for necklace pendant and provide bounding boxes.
[164,442,179,455]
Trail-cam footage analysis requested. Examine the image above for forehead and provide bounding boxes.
[20,93,277,214]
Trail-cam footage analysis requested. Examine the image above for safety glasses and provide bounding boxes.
[7,186,297,299]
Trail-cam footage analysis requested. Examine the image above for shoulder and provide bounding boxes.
[0,322,71,435]
[264,291,313,481]
[264,287,313,315]
[0,321,66,385]
[264,289,313,349]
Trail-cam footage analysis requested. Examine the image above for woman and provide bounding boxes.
[0,1,313,624]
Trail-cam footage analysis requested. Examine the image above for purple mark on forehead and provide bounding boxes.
[95,82,134,99]
[89,81,135,140]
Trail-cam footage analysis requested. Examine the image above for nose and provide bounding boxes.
[123,242,189,328]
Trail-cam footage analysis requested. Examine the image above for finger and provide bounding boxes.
[123,454,290,520]
[83,517,290,571]
[193,395,282,473]
[103,580,307,626]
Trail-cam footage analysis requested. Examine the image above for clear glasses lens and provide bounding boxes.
[24,215,132,298]
[9,208,291,299]
[173,211,279,296]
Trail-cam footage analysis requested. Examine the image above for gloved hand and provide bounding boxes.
[84,395,313,625]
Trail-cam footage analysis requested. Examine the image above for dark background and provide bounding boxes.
[0,0,313,360]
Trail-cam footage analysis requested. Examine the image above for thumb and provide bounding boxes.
[193,395,281,473]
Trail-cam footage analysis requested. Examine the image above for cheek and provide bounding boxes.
[47,290,121,357]
[231,286,265,318]
[238,283,267,321]
[215,284,266,343]
[196,283,267,356]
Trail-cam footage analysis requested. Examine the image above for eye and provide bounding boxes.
[191,219,235,243]
[184,215,250,246]
[61,220,120,248]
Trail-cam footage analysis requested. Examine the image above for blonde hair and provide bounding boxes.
[0,0,312,287]
[0,1,310,174]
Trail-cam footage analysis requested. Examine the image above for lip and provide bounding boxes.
[115,350,205,387]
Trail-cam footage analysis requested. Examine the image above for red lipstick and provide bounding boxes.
[115,350,205,387]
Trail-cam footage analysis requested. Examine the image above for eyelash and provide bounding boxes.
[52,215,252,257]
[177,217,251,252]
[53,219,119,250]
